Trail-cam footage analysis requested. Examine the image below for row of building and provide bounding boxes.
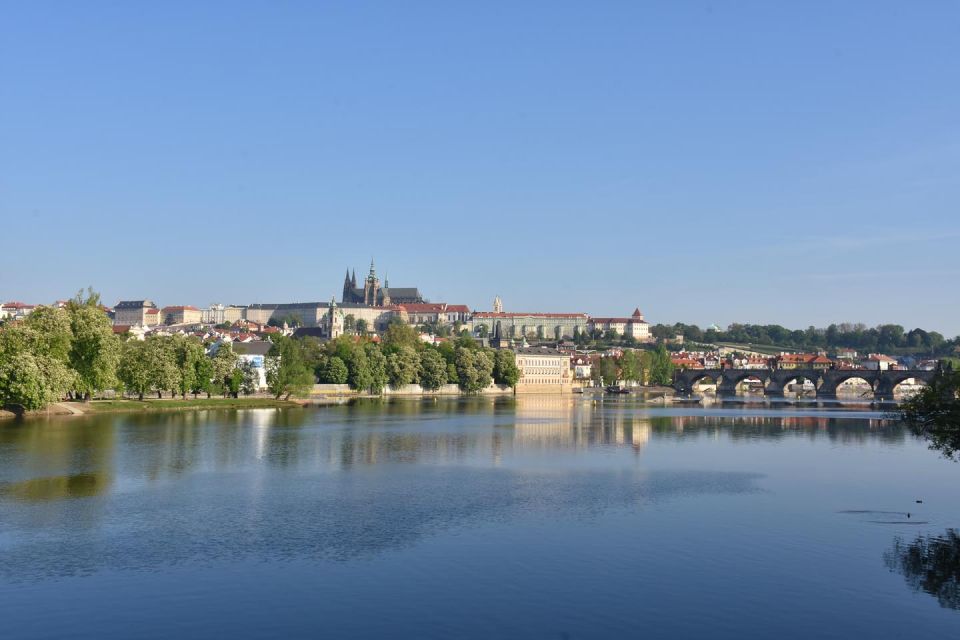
[670,350,937,372]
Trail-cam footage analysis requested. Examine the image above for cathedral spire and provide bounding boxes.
[351,269,357,287]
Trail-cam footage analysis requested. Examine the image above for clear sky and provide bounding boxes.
[2,2,958,335]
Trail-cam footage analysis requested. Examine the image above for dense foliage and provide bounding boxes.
[652,322,957,356]
[899,369,960,460]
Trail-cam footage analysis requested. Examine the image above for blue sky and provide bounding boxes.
[2,2,958,335]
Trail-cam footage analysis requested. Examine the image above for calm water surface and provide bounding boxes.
[1,397,958,639]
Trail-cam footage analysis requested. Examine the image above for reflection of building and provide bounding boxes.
[515,347,573,393]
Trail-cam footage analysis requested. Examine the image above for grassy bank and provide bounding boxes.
[0,397,304,420]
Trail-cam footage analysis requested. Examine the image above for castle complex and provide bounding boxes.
[341,260,424,307]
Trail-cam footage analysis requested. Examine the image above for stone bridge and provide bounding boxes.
[672,368,937,400]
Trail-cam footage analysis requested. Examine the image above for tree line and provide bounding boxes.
[590,345,675,387]
[651,322,957,356]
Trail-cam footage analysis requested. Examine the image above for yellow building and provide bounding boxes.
[514,347,573,394]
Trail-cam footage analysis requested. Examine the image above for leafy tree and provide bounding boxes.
[346,345,371,392]
[382,318,420,351]
[171,335,203,398]
[193,355,215,398]
[321,356,349,384]
[118,340,151,400]
[239,361,260,395]
[455,346,493,393]
[419,349,448,390]
[476,324,489,338]
[226,368,244,398]
[446,362,459,385]
[387,345,421,388]
[355,318,368,336]
[23,306,73,362]
[0,351,73,411]
[899,369,960,460]
[266,336,315,399]
[67,303,120,399]
[144,336,180,398]
[343,314,356,333]
[364,342,388,394]
[210,343,239,397]
[492,350,520,387]
[598,357,619,386]
[619,350,641,383]
[649,344,675,386]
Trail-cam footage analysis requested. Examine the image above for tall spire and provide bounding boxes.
[351,269,357,287]
[369,258,376,278]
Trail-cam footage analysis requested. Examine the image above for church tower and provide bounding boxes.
[342,269,353,303]
[493,296,503,314]
[327,297,344,338]
[363,259,380,306]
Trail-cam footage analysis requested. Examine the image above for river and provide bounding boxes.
[1,397,958,638]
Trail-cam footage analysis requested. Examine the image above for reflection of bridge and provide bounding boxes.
[672,368,936,400]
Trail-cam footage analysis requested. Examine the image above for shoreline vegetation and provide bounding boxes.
[1,397,305,420]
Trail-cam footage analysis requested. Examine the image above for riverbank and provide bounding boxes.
[0,397,304,420]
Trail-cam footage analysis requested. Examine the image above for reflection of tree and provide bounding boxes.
[884,529,960,610]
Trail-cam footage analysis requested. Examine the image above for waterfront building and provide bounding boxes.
[161,305,202,325]
[114,300,160,327]
[571,355,592,384]
[514,346,573,394]
[861,354,899,371]
[588,308,651,341]
[231,341,272,390]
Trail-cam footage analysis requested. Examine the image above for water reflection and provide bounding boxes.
[885,529,960,610]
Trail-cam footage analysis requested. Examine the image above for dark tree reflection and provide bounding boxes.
[884,529,960,609]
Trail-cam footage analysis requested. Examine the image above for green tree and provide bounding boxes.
[598,357,619,386]
[171,335,203,398]
[23,306,73,363]
[649,344,675,386]
[67,303,120,399]
[899,369,960,460]
[0,351,73,411]
[355,318,368,336]
[364,342,388,394]
[382,318,420,351]
[210,343,239,397]
[145,336,180,398]
[346,346,372,392]
[492,350,520,388]
[419,349,448,390]
[193,354,215,398]
[266,336,315,399]
[455,346,494,393]
[387,345,421,388]
[321,356,349,384]
[619,350,641,383]
[118,340,151,400]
